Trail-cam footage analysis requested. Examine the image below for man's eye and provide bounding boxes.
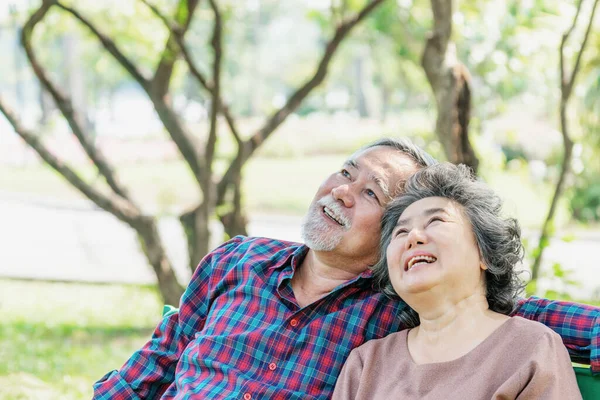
[366,189,378,199]
[340,169,351,178]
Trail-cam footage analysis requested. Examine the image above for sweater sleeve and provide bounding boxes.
[331,348,365,400]
[515,330,582,400]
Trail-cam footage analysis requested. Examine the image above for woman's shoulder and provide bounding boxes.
[501,316,564,348]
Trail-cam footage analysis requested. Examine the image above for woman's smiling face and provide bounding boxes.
[386,197,486,300]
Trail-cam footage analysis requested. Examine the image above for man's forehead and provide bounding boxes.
[346,147,417,179]
[345,147,419,200]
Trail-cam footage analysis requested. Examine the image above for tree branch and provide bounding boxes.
[216,0,385,203]
[566,0,599,97]
[244,0,384,158]
[176,32,243,145]
[57,0,205,185]
[142,0,243,146]
[0,97,140,224]
[205,0,222,168]
[530,0,598,285]
[21,1,132,201]
[55,1,152,92]
[561,0,585,94]
[151,0,200,98]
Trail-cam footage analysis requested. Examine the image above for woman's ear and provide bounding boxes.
[480,261,488,271]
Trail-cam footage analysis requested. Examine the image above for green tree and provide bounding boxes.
[530,0,599,289]
[0,0,385,304]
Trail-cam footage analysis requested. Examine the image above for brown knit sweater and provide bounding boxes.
[332,316,581,399]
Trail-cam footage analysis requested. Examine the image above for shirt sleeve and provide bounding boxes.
[331,348,365,400]
[513,296,600,374]
[92,236,246,399]
[515,331,582,400]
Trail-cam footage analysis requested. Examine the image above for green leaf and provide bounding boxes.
[525,280,537,296]
[543,289,561,300]
[551,262,564,278]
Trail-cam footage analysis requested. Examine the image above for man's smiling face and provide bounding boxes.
[301,146,420,269]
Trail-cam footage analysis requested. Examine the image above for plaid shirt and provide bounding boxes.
[93,236,600,399]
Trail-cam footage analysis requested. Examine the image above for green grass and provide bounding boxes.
[0,155,566,227]
[0,280,162,400]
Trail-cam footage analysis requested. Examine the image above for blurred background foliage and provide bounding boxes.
[1,0,600,398]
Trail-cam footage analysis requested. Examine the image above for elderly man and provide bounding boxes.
[94,138,599,399]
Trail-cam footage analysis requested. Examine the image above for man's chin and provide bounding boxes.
[301,231,340,252]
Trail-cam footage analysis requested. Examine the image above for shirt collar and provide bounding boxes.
[268,243,309,272]
[271,244,375,282]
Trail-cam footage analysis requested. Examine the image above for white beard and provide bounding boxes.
[301,198,350,251]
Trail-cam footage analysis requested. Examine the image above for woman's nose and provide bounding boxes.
[331,184,355,207]
[405,228,426,250]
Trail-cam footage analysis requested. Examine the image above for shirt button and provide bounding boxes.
[290,319,298,327]
[243,393,251,400]
[269,362,277,371]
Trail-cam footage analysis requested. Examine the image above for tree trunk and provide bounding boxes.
[135,217,184,306]
[219,171,248,238]
[180,194,215,274]
[432,63,478,172]
[421,0,479,173]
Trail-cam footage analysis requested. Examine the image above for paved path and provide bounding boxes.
[1,193,599,299]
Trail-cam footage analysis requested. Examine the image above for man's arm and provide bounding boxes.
[92,236,246,399]
[513,296,600,374]
[93,311,191,399]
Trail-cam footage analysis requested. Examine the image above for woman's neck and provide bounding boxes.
[407,293,509,364]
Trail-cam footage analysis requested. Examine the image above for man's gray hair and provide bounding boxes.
[372,162,525,328]
[360,138,438,169]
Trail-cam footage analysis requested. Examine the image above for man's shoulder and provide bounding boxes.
[209,235,305,268]
[219,235,303,254]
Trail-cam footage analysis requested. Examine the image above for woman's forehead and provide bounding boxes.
[400,197,463,220]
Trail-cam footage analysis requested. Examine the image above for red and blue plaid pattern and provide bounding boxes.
[93,236,599,399]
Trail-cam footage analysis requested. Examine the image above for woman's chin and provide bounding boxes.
[394,279,439,298]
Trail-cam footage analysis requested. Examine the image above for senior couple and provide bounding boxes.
[94,138,598,399]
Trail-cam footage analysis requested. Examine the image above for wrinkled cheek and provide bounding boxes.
[386,241,403,266]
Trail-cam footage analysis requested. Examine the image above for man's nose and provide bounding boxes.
[405,228,426,250]
[331,184,355,207]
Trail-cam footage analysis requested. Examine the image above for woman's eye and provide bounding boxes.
[340,169,351,178]
[428,216,443,225]
[394,229,408,237]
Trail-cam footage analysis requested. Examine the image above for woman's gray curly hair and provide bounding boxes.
[372,163,525,327]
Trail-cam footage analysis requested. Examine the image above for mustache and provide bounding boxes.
[317,197,351,228]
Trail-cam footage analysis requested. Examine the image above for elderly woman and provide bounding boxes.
[332,163,580,399]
